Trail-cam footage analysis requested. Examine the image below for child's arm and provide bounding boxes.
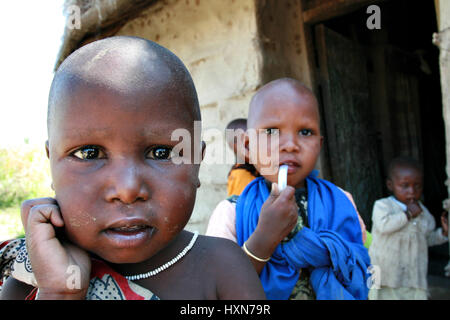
[372,199,409,235]
[442,211,449,237]
[0,277,36,300]
[210,237,266,299]
[340,189,367,244]
[244,184,298,274]
[205,200,237,242]
[425,210,448,246]
[19,198,91,299]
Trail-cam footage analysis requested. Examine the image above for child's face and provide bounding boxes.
[387,166,423,204]
[47,79,201,264]
[226,128,247,162]
[246,85,323,188]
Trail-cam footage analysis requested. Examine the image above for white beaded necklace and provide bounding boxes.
[125,231,199,281]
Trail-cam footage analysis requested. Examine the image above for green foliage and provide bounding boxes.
[0,145,53,239]
[0,145,53,209]
[0,207,25,240]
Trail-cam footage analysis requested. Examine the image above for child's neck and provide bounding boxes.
[105,230,188,277]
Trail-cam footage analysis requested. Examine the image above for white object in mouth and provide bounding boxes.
[278,164,288,191]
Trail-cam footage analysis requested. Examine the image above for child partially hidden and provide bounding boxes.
[369,157,448,300]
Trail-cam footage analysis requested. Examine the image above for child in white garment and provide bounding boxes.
[369,157,448,300]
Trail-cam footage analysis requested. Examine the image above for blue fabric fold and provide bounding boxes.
[235,172,371,300]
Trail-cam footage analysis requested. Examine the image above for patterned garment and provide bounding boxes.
[0,238,159,300]
[230,182,316,300]
[286,187,315,300]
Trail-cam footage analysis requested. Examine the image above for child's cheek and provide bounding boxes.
[157,166,198,220]
[67,211,98,228]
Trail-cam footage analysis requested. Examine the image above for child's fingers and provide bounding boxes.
[265,183,280,204]
[21,198,58,231]
[275,185,296,203]
[27,204,65,242]
[272,183,280,196]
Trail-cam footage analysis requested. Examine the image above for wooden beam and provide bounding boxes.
[303,0,383,24]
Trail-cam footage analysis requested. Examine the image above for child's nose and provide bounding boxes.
[105,161,150,204]
[406,186,416,196]
[280,134,300,153]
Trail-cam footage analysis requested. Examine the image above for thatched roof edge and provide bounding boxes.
[55,0,157,71]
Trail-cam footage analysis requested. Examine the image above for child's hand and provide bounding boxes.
[21,198,91,299]
[247,183,298,260]
[406,201,422,219]
[442,211,448,237]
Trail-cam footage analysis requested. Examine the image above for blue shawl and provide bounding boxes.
[235,172,371,300]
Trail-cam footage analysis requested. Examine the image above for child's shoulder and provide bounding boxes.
[372,196,403,212]
[374,196,393,204]
[226,195,239,204]
[192,234,265,299]
[194,233,243,260]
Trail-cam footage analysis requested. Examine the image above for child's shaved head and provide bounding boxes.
[247,78,319,129]
[387,156,423,180]
[244,77,323,187]
[47,36,200,139]
[43,37,204,264]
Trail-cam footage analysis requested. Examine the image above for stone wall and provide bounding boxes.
[115,0,264,233]
[434,0,450,274]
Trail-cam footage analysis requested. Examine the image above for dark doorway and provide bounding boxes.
[311,0,448,276]
[315,24,383,228]
[313,0,446,232]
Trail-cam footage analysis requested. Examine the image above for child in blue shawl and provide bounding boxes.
[206,78,371,300]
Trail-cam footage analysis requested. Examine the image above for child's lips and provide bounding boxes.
[279,161,300,174]
[103,217,155,248]
[104,226,155,249]
[109,225,149,233]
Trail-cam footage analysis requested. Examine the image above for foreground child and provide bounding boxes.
[0,36,265,300]
[206,78,371,300]
[369,157,448,300]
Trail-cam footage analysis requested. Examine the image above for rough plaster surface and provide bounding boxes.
[116,0,263,233]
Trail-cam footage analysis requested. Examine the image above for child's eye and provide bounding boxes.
[299,129,313,136]
[265,128,279,135]
[147,146,173,160]
[72,146,106,160]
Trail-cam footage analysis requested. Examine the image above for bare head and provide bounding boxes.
[386,156,423,204]
[45,36,204,264]
[245,78,323,187]
[247,78,320,130]
[47,36,201,140]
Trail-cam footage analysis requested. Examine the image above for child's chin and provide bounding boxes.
[288,175,307,189]
[99,251,153,265]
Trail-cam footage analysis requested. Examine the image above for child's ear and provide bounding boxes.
[319,135,324,149]
[195,141,206,189]
[242,132,251,163]
[201,141,206,162]
[45,141,54,191]
[45,140,50,159]
[234,131,248,164]
[386,179,393,192]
